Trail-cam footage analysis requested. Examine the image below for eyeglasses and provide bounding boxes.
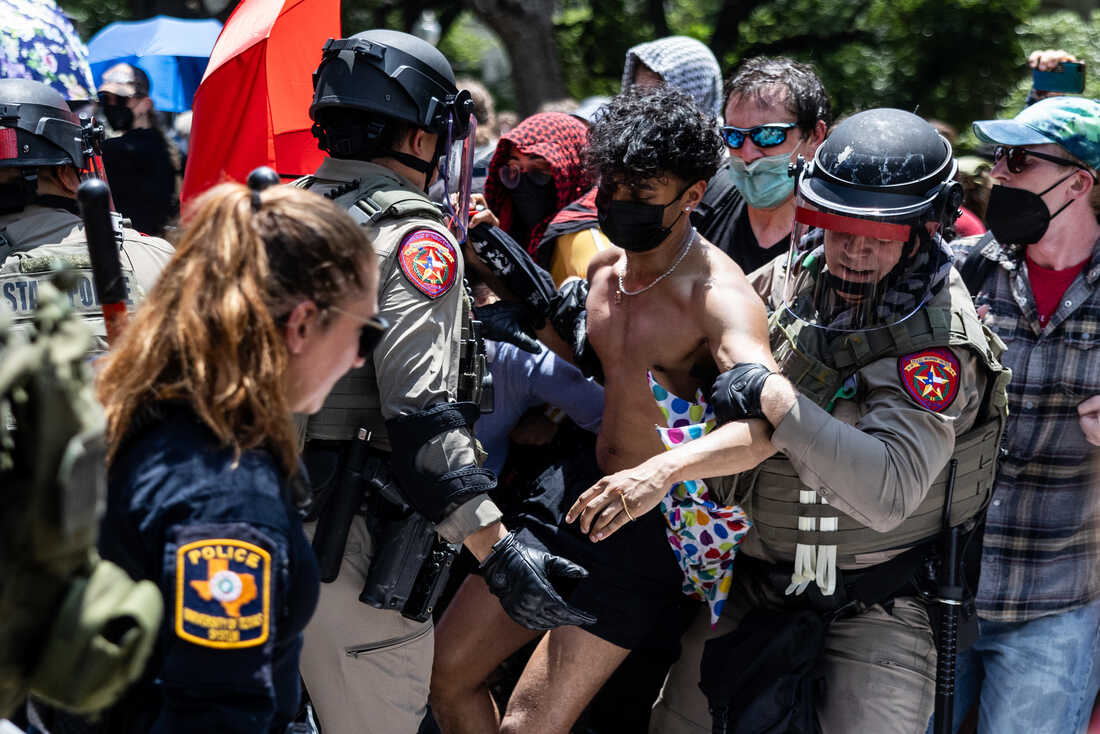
[327,306,389,358]
[993,146,1096,178]
[720,122,798,149]
[498,163,553,189]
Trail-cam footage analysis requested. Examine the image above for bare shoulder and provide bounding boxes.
[585,245,622,281]
[694,237,762,308]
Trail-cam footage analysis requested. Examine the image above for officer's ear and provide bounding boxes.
[408,127,438,160]
[284,299,321,355]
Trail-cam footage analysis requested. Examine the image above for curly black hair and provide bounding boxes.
[586,85,723,190]
[724,57,832,136]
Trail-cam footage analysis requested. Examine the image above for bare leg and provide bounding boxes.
[501,626,631,734]
[430,573,540,734]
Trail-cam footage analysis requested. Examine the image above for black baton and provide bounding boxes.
[77,178,128,344]
[934,458,961,734]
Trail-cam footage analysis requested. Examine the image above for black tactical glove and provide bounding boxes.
[710,362,776,424]
[479,531,598,630]
[474,301,541,354]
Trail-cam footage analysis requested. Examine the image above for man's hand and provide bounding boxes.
[474,301,541,353]
[1029,49,1078,71]
[565,455,675,542]
[478,532,597,630]
[1078,395,1100,447]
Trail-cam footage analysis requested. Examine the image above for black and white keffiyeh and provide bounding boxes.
[621,36,723,118]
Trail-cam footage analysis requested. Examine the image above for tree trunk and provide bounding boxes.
[466,0,566,116]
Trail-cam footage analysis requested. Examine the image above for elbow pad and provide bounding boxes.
[384,403,497,523]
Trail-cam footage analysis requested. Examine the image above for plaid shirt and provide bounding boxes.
[953,233,1100,622]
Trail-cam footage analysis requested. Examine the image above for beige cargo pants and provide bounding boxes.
[300,516,434,734]
[650,571,937,734]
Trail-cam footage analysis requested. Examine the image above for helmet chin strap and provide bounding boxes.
[381,147,442,194]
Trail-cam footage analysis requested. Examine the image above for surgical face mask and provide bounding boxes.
[727,151,797,210]
[597,184,689,252]
[985,173,1077,246]
[101,103,134,133]
[508,173,557,236]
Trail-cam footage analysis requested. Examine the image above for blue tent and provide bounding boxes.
[87,15,222,113]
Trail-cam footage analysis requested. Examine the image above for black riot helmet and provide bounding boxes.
[0,79,105,214]
[309,29,478,238]
[784,108,962,332]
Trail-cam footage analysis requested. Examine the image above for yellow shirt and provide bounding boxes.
[548,227,612,287]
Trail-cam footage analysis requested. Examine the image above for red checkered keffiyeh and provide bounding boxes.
[485,112,592,255]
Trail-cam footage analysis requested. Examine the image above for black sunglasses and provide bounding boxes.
[720,122,798,149]
[328,306,389,358]
[993,146,1096,178]
[499,163,553,189]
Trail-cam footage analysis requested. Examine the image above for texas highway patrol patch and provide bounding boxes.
[397,229,457,298]
[176,538,271,649]
[898,347,960,413]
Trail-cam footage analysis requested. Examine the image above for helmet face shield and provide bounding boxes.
[782,194,934,333]
[439,112,477,242]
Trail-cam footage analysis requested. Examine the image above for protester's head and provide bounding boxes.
[484,112,592,253]
[587,85,723,252]
[456,76,497,149]
[621,36,723,118]
[97,63,154,132]
[785,108,959,331]
[973,96,1100,245]
[309,30,473,190]
[722,57,830,210]
[97,184,379,475]
[0,78,95,210]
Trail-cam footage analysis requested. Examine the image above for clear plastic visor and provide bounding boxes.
[781,196,931,332]
[439,113,477,243]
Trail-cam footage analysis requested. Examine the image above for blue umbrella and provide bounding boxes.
[87,15,222,113]
[0,0,97,100]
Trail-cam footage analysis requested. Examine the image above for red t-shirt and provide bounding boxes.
[1026,253,1088,327]
[954,207,986,238]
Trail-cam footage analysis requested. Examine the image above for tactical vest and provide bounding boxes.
[295,173,486,447]
[742,277,1011,565]
[0,218,145,356]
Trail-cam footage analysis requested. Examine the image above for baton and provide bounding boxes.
[934,458,961,734]
[77,178,129,344]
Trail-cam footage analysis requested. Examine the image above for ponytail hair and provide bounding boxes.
[97,182,375,475]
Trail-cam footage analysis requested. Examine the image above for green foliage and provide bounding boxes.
[58,0,132,39]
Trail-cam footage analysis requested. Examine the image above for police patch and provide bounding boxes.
[176,538,271,649]
[898,348,961,413]
[397,229,457,298]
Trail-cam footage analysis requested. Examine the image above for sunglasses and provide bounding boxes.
[499,163,553,189]
[327,306,389,358]
[720,122,798,149]
[993,146,1095,178]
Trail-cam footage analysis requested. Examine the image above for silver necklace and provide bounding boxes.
[616,226,697,303]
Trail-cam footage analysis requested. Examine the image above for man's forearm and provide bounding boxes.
[654,418,775,487]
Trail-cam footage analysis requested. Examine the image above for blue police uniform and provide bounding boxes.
[95,403,320,733]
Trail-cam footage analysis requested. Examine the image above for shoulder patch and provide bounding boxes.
[397,229,457,298]
[175,538,271,649]
[897,347,961,413]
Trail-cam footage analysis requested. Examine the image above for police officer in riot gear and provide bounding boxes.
[295,30,594,734]
[0,78,173,350]
[631,109,1012,734]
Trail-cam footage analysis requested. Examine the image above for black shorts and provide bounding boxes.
[507,448,689,658]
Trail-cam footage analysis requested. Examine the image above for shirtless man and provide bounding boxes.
[430,85,777,734]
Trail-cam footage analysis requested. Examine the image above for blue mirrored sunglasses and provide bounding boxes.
[720,122,798,149]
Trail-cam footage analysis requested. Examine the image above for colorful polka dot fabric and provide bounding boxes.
[649,371,751,626]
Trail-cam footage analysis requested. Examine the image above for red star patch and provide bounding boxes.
[397,229,457,299]
[897,347,961,413]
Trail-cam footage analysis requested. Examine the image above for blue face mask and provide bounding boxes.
[727,151,797,210]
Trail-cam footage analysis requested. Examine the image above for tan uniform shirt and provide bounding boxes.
[736,259,988,567]
[302,159,501,544]
[0,203,173,353]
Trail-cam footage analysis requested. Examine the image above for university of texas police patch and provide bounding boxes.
[897,347,960,413]
[397,229,457,299]
[175,538,271,649]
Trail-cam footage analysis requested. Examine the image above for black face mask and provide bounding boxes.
[509,173,557,235]
[985,174,1076,246]
[101,103,134,133]
[596,185,690,252]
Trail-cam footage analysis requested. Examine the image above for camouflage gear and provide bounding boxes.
[0,272,161,716]
[973,96,1100,171]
